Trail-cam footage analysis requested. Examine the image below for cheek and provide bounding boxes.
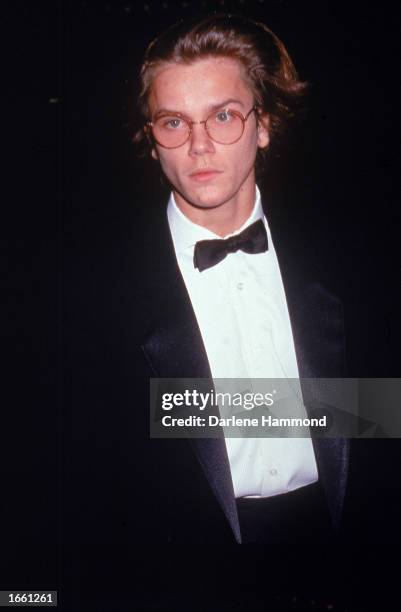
[159,154,177,178]
[157,151,181,180]
[229,136,258,171]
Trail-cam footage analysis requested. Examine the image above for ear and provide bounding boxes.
[151,146,159,161]
[257,113,270,150]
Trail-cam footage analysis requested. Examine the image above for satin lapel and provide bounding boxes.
[269,209,350,529]
[140,211,241,542]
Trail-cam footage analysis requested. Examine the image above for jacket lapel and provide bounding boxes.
[270,209,350,529]
[140,210,241,542]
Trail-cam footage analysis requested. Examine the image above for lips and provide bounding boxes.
[189,168,223,182]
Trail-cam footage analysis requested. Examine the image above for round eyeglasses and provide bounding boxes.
[147,106,258,149]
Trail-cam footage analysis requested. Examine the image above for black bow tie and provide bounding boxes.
[193,219,268,272]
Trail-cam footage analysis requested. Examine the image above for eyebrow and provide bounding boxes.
[153,98,245,119]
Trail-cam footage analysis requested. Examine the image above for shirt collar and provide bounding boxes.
[167,186,265,255]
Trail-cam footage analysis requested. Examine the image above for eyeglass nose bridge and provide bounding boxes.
[190,119,207,127]
[186,118,213,145]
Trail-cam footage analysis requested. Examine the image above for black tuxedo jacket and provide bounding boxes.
[62,193,400,598]
[139,202,349,543]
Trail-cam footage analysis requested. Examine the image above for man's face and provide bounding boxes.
[148,57,269,212]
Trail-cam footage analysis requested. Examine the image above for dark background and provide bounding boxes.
[3,0,400,605]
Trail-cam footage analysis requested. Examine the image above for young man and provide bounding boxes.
[133,14,345,547]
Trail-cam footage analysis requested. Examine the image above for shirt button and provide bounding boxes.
[270,468,278,476]
[236,282,244,290]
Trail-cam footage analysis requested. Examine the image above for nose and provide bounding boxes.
[187,122,215,157]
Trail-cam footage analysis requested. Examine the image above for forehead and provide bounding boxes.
[148,57,253,115]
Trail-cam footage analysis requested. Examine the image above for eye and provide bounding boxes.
[162,117,184,130]
[215,110,232,123]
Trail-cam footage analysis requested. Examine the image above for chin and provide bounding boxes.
[191,197,228,210]
[184,186,233,210]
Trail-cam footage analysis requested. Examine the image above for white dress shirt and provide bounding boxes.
[167,187,318,498]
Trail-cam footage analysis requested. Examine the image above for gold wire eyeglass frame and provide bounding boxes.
[146,106,258,149]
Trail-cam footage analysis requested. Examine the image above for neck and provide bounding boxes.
[173,178,256,237]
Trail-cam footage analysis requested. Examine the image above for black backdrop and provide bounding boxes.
[3,0,400,604]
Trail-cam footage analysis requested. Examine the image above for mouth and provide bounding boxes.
[188,169,223,182]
